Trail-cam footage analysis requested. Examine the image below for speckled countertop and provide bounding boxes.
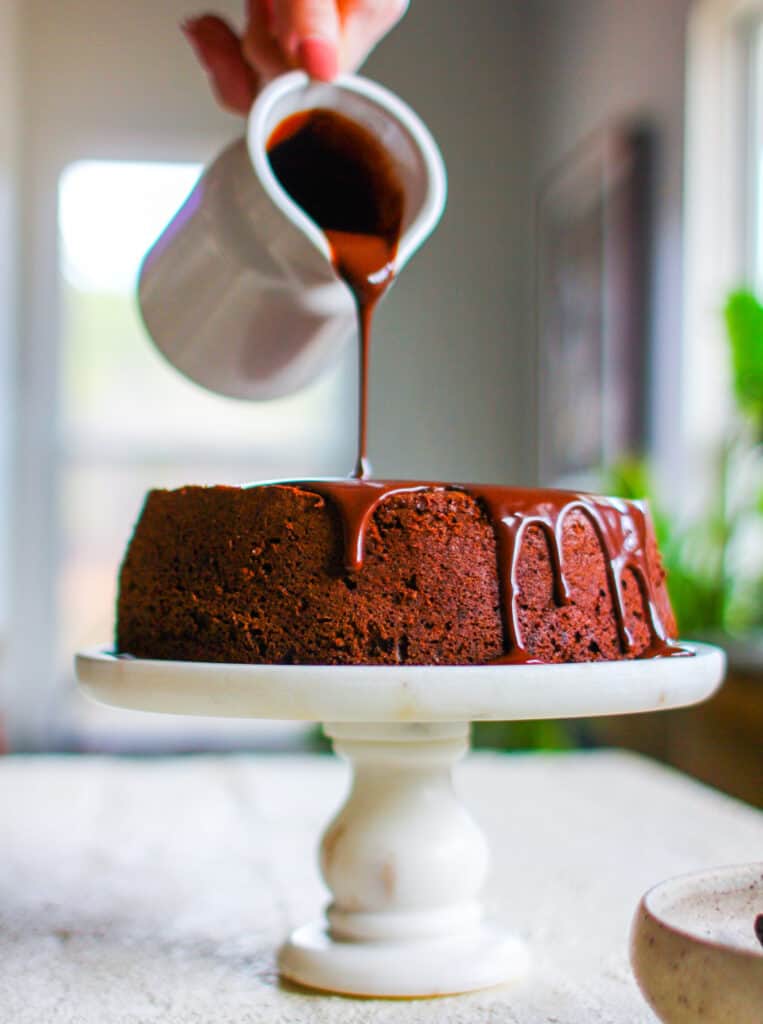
[0,750,761,1023]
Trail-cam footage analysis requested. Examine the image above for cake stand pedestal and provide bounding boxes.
[75,642,724,998]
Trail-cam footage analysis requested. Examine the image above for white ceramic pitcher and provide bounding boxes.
[138,71,447,400]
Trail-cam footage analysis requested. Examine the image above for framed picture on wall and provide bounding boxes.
[537,122,652,488]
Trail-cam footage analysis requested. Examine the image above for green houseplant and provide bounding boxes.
[609,289,763,648]
[474,287,763,749]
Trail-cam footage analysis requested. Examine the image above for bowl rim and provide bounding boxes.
[639,861,763,962]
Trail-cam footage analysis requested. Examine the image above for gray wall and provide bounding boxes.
[360,0,692,486]
[360,0,529,482]
[0,1,20,680]
[523,0,693,491]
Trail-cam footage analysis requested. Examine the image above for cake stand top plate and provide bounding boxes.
[75,642,724,723]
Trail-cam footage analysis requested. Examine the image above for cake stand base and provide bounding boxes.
[279,921,528,997]
[75,642,725,999]
[280,720,527,996]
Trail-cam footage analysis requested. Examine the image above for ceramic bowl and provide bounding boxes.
[631,863,763,1023]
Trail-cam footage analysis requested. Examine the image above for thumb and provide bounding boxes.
[273,0,340,80]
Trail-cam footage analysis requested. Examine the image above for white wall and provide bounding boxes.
[523,0,693,493]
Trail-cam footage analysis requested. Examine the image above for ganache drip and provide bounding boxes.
[276,478,688,664]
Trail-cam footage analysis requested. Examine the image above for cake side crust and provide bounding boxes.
[116,483,677,665]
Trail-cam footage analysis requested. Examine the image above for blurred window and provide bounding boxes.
[57,159,348,747]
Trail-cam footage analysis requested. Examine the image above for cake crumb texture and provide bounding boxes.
[116,484,676,665]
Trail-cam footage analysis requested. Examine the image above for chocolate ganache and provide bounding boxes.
[117,480,683,664]
[271,479,685,663]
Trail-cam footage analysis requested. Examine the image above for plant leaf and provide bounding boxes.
[724,290,763,431]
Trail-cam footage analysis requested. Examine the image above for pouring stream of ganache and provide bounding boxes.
[267,108,404,479]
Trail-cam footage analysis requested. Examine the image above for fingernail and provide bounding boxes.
[297,37,339,81]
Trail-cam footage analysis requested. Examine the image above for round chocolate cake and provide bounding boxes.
[115,479,679,666]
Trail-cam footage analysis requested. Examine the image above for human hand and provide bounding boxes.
[182,1,409,115]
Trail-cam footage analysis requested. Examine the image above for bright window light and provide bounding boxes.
[59,160,202,293]
[56,158,351,459]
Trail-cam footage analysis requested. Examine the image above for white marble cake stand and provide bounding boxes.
[75,642,724,999]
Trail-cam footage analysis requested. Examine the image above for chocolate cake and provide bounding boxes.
[115,478,680,666]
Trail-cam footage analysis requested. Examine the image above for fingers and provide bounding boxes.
[182,14,259,115]
[242,0,291,81]
[184,0,405,115]
[338,0,408,71]
[272,0,341,80]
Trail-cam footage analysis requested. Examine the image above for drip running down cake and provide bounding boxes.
[116,478,680,666]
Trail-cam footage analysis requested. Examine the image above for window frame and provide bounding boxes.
[682,0,763,518]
